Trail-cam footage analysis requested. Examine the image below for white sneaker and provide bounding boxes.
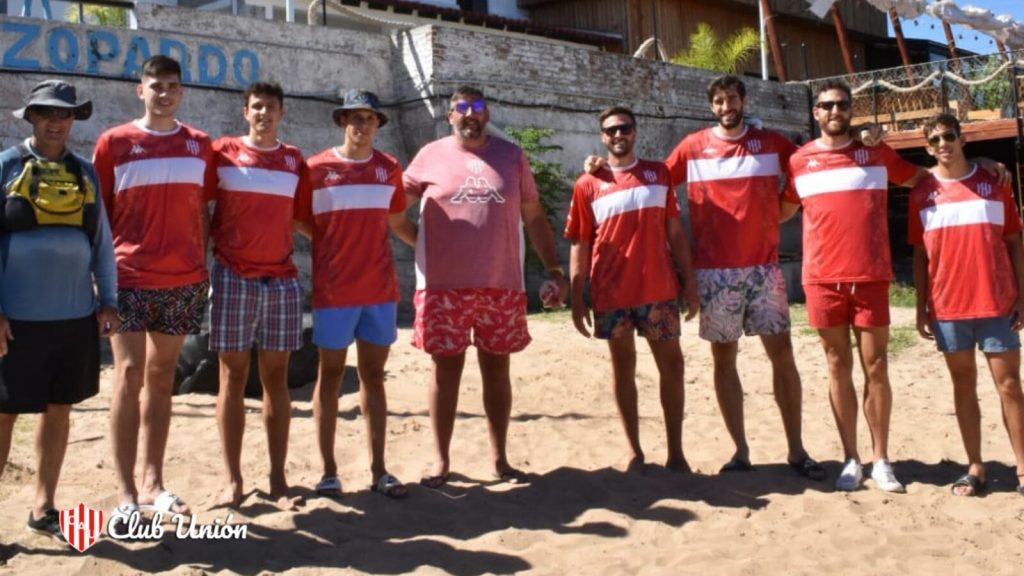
[870,459,905,493]
[835,459,863,491]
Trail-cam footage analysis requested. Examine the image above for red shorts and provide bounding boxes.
[413,288,530,356]
[804,281,890,329]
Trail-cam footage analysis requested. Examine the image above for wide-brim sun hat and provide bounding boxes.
[13,79,92,122]
[332,89,388,127]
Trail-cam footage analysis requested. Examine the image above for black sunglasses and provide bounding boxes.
[927,130,959,148]
[31,107,74,120]
[602,124,635,137]
[815,100,852,112]
[452,100,487,114]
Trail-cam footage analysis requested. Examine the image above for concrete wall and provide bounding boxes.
[1,5,812,315]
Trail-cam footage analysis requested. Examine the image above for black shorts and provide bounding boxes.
[0,315,100,414]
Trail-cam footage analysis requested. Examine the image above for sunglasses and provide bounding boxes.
[602,124,635,137]
[927,130,958,148]
[451,100,487,114]
[32,107,74,120]
[815,100,852,112]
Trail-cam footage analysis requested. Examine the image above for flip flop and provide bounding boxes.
[719,456,754,473]
[496,468,529,485]
[371,474,407,499]
[788,457,826,481]
[140,490,188,515]
[950,473,985,497]
[1017,474,1024,497]
[419,473,449,489]
[315,476,343,498]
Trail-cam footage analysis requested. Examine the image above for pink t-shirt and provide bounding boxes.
[403,135,539,291]
[908,166,1022,320]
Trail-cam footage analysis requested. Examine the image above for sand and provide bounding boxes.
[1,306,1022,575]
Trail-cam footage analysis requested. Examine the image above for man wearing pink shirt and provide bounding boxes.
[402,86,568,488]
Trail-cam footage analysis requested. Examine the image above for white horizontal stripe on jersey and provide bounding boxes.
[113,157,206,194]
[921,199,1004,232]
[685,153,780,182]
[591,185,668,226]
[312,184,394,215]
[218,166,298,198]
[795,166,887,198]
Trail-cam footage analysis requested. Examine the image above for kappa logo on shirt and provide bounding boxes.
[977,182,993,198]
[324,170,341,184]
[467,158,485,175]
[643,169,657,183]
[375,166,388,183]
[853,148,869,166]
[129,144,146,156]
[284,156,297,171]
[237,152,253,165]
[702,146,717,156]
[927,190,940,202]
[186,139,201,156]
[748,139,762,154]
[807,158,820,169]
[451,176,505,204]
[599,181,613,191]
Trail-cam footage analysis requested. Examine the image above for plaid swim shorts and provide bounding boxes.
[209,260,304,352]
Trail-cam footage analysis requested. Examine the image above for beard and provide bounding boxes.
[606,139,633,158]
[820,116,850,136]
[718,110,743,129]
[456,118,484,140]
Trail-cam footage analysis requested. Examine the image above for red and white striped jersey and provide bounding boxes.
[565,159,680,311]
[908,165,1022,320]
[665,126,796,269]
[207,136,302,278]
[295,147,405,308]
[93,121,212,289]
[784,140,919,285]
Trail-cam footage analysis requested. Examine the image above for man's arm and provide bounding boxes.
[665,217,699,321]
[293,220,312,239]
[1005,234,1024,331]
[569,241,592,337]
[522,200,568,306]
[899,166,930,189]
[912,245,933,339]
[388,210,417,247]
[780,200,800,222]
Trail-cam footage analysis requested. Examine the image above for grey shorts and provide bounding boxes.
[696,263,791,343]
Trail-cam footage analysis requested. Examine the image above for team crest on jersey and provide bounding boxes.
[284,155,297,171]
[451,176,505,204]
[807,158,820,169]
[853,148,869,166]
[977,182,993,198]
[467,158,485,175]
[237,152,252,165]
[375,166,388,183]
[186,139,201,156]
[324,170,341,184]
[748,139,762,154]
[643,169,657,183]
[129,144,146,155]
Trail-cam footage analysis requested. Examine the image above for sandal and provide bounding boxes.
[950,473,985,497]
[788,457,826,481]
[719,456,754,473]
[315,476,343,498]
[371,474,407,499]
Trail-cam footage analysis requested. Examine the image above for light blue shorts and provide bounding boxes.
[933,314,1021,353]
[312,303,397,350]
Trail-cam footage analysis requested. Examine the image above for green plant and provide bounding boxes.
[670,22,760,73]
[970,55,1011,113]
[888,282,918,308]
[66,4,128,26]
[506,127,571,269]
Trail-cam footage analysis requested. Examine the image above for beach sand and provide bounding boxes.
[1,306,1022,575]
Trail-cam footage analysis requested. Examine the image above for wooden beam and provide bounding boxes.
[761,0,787,81]
[885,119,1020,150]
[830,4,856,75]
[888,9,912,73]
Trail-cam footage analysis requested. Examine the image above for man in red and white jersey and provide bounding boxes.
[93,55,211,517]
[295,90,416,499]
[401,86,568,488]
[566,106,699,473]
[909,113,1024,498]
[783,79,927,493]
[206,82,304,509]
[664,75,824,480]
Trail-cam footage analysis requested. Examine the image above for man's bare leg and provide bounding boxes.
[648,338,688,472]
[216,350,250,507]
[356,340,404,496]
[314,347,348,487]
[138,331,189,514]
[33,403,70,518]
[761,332,808,462]
[853,326,892,462]
[607,336,644,472]
[944,349,984,494]
[0,413,16,479]
[426,352,465,482]
[711,341,748,464]
[479,349,518,478]
[985,350,1024,482]
[257,349,297,508]
[818,326,860,462]
[109,331,147,507]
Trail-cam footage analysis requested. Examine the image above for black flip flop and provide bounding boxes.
[719,456,754,473]
[789,457,826,481]
[950,473,985,497]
